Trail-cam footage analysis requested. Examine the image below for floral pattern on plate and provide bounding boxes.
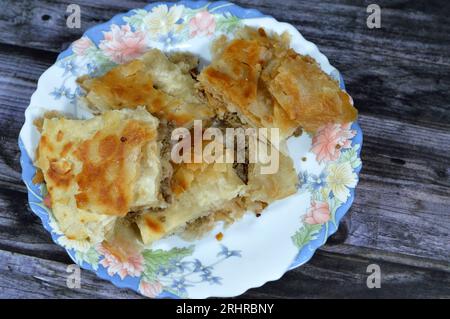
[123,3,242,48]
[293,123,361,250]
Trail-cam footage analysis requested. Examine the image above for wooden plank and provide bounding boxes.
[0,188,70,262]
[0,44,56,192]
[348,115,450,261]
[0,0,145,53]
[1,247,448,299]
[326,48,450,131]
[0,249,142,298]
[322,244,450,273]
[1,0,449,65]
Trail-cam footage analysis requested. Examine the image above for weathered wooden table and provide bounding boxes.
[0,0,449,298]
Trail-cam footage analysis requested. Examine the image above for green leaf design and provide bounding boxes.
[215,13,242,34]
[291,224,323,249]
[328,196,342,226]
[39,183,48,198]
[142,246,194,281]
[339,144,362,169]
[319,187,331,202]
[183,4,210,21]
[123,9,148,29]
[176,26,190,43]
[88,50,117,68]
[74,246,100,270]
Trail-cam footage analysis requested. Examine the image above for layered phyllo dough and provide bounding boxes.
[77,49,214,127]
[137,147,246,244]
[198,27,357,137]
[35,108,163,243]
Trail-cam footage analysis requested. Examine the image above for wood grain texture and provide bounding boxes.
[0,0,449,298]
[2,0,450,130]
[0,250,142,298]
[0,188,69,262]
[1,247,449,299]
[0,44,56,192]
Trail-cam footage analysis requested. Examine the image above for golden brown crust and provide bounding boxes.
[202,39,266,109]
[262,52,357,132]
[77,50,214,127]
[35,108,162,243]
[136,147,245,245]
[73,120,155,216]
[198,27,357,137]
[246,148,298,204]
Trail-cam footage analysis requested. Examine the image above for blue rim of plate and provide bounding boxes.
[19,0,363,297]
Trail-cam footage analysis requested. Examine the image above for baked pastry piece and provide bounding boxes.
[100,218,144,263]
[136,148,246,245]
[246,146,298,205]
[198,27,357,138]
[77,49,214,127]
[35,108,164,244]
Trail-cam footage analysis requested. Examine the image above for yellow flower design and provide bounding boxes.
[57,236,91,253]
[142,4,184,37]
[48,215,92,252]
[326,162,357,202]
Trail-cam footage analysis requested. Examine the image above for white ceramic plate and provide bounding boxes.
[19,1,363,298]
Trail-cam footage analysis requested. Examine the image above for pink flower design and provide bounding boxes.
[304,201,331,225]
[188,11,216,37]
[72,37,94,56]
[139,280,163,298]
[311,123,356,162]
[99,24,147,64]
[97,243,144,279]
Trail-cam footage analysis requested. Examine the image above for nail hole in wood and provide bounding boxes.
[390,158,405,165]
